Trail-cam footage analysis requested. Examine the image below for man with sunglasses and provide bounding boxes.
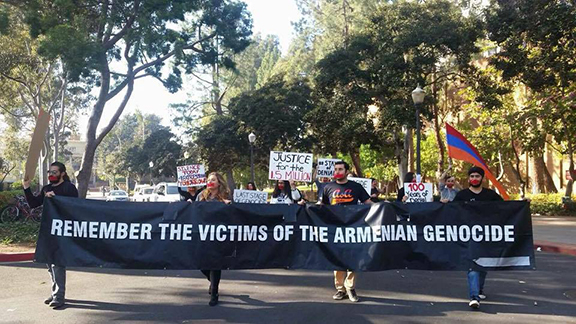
[454,166,503,310]
[23,161,78,309]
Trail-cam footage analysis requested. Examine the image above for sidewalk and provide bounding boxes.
[2,215,576,261]
[532,215,576,256]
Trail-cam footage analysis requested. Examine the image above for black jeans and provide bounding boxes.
[201,270,222,294]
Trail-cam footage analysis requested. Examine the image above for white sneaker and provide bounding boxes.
[478,293,487,300]
[469,299,480,309]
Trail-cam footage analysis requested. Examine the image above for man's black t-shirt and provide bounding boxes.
[321,180,370,205]
[24,181,79,208]
[453,187,503,202]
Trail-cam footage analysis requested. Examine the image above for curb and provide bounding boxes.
[0,252,35,262]
[534,240,576,257]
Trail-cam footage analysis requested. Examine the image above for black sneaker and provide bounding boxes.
[49,299,65,309]
[209,294,219,306]
[44,296,53,305]
[468,299,480,309]
[346,289,359,302]
[333,291,347,300]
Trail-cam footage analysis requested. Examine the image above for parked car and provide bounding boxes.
[106,190,129,202]
[132,186,154,202]
[152,182,181,202]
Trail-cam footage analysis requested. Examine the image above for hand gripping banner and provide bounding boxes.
[35,197,535,271]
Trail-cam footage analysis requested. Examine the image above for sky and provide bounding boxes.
[78,0,301,140]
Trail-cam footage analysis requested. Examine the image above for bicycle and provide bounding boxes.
[0,195,43,223]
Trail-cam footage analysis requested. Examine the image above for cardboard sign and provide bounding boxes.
[24,109,51,181]
[317,158,340,178]
[233,189,268,204]
[269,151,313,182]
[177,164,206,187]
[349,177,372,196]
[404,182,433,203]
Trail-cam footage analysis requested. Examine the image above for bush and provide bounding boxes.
[511,193,576,216]
[0,221,40,244]
[0,190,23,210]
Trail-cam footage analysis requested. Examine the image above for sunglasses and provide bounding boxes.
[47,170,60,175]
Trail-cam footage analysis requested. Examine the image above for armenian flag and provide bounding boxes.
[445,123,510,200]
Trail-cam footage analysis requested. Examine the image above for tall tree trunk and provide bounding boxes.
[532,151,558,193]
[394,128,408,188]
[349,147,363,178]
[77,55,134,198]
[225,169,236,197]
[511,138,527,198]
[564,124,575,197]
[566,157,574,197]
[77,56,112,198]
[52,77,67,162]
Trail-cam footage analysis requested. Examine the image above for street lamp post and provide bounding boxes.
[411,85,425,182]
[248,132,256,184]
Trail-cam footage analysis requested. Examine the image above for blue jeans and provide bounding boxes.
[467,270,487,300]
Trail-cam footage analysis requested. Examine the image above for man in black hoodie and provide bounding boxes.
[23,161,78,309]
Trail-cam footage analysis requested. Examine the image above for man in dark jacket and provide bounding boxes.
[23,161,78,309]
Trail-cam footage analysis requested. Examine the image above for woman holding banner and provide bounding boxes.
[270,180,302,204]
[195,172,231,306]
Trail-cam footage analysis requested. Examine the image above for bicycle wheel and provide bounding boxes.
[0,206,20,223]
[28,207,43,222]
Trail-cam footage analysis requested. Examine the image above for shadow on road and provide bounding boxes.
[2,252,575,322]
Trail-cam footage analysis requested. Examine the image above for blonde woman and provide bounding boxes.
[195,172,231,306]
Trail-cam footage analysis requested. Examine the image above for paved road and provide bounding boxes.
[1,252,575,324]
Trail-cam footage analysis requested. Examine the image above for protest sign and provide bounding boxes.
[317,158,340,178]
[233,190,268,204]
[24,109,51,181]
[349,177,372,196]
[269,151,313,182]
[404,182,434,202]
[177,164,206,187]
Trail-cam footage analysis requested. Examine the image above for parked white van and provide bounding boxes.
[152,182,181,202]
[132,186,154,202]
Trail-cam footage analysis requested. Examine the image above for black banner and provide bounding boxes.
[34,197,535,271]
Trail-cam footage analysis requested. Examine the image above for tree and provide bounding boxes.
[362,0,483,179]
[171,33,282,189]
[195,114,246,174]
[5,0,253,197]
[0,7,89,185]
[229,75,314,158]
[124,128,182,182]
[486,0,576,194]
[98,111,166,184]
[309,37,377,177]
